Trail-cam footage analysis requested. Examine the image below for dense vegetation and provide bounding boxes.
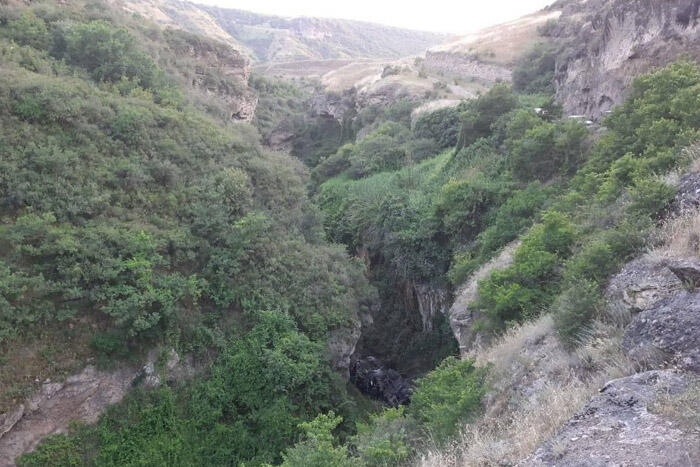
[2,1,700,465]
[0,3,373,464]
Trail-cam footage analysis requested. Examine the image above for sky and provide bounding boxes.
[194,0,556,34]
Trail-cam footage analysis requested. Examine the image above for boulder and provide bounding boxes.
[606,257,681,316]
[525,370,700,466]
[668,258,700,290]
[622,290,700,372]
[350,357,411,407]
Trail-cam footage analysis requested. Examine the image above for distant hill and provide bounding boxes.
[112,0,445,63]
[199,5,447,62]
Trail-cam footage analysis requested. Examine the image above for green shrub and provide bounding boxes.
[475,183,550,257]
[477,212,575,326]
[509,120,588,182]
[280,412,353,467]
[409,357,487,442]
[353,407,411,466]
[564,239,617,285]
[628,177,675,218]
[457,84,518,149]
[3,11,51,50]
[413,106,461,149]
[512,43,556,94]
[60,21,162,90]
[434,175,508,242]
[553,280,603,346]
[16,433,85,467]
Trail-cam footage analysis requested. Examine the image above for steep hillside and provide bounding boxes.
[421,9,562,84]
[2,0,700,466]
[199,5,446,63]
[109,0,248,52]
[0,1,374,464]
[111,0,445,64]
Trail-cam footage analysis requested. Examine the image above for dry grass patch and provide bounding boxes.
[416,315,633,466]
[650,380,700,432]
[648,209,700,261]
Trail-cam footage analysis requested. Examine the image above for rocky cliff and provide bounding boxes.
[551,0,700,118]
[164,29,258,121]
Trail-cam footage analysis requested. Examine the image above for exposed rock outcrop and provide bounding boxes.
[405,282,449,333]
[327,320,362,379]
[526,370,700,466]
[309,88,357,124]
[670,172,700,215]
[606,257,682,316]
[551,0,700,119]
[668,258,700,289]
[0,366,138,467]
[423,51,512,83]
[449,241,520,355]
[0,350,198,466]
[164,30,257,121]
[623,289,700,372]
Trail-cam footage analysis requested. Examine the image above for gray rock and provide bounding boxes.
[327,320,361,379]
[606,257,681,316]
[551,0,700,119]
[449,241,520,355]
[525,370,700,466]
[350,357,411,407]
[622,291,700,372]
[668,259,700,290]
[669,173,700,216]
[0,366,138,467]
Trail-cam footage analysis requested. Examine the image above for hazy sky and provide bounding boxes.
[194,0,556,34]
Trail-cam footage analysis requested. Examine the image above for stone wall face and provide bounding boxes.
[423,51,512,83]
[552,0,700,119]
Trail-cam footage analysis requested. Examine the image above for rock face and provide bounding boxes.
[0,350,198,465]
[405,282,449,333]
[423,51,512,83]
[164,31,257,121]
[551,0,700,119]
[668,258,700,289]
[449,241,520,355]
[669,172,700,215]
[327,320,362,379]
[526,370,700,466]
[350,357,411,407]
[309,88,357,124]
[623,290,700,372]
[606,257,682,316]
[0,366,138,467]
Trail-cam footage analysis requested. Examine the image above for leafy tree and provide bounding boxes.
[457,84,518,149]
[60,21,161,89]
[280,412,354,467]
[508,120,588,182]
[512,43,556,94]
[409,357,486,441]
[3,11,51,49]
[413,106,462,149]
